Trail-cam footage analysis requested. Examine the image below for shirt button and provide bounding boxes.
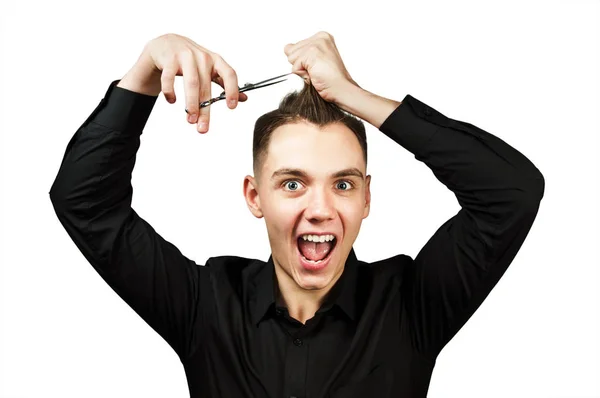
[293,338,303,346]
[424,107,432,116]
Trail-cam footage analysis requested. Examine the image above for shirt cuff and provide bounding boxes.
[379,94,451,154]
[86,80,159,135]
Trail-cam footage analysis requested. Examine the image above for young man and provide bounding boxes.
[49,32,545,397]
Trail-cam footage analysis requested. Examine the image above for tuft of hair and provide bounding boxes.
[252,82,367,178]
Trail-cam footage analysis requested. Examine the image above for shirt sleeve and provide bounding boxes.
[379,95,545,358]
[49,80,207,360]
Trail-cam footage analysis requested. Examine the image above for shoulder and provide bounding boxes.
[357,253,414,282]
[203,254,264,288]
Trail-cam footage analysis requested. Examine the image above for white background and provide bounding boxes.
[1,0,598,397]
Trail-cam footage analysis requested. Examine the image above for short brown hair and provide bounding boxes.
[252,82,367,178]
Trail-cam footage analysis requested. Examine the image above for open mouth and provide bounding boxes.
[296,235,338,265]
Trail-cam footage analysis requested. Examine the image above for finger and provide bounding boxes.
[284,42,295,56]
[213,56,241,109]
[286,45,304,65]
[196,52,212,133]
[161,61,178,104]
[213,76,248,102]
[292,58,310,82]
[284,38,310,56]
[179,50,200,123]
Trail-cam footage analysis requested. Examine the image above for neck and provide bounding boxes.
[273,263,343,324]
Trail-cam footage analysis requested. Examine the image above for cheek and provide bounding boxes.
[262,197,302,233]
[339,194,366,216]
[338,198,366,231]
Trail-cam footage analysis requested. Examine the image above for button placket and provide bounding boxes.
[284,334,308,398]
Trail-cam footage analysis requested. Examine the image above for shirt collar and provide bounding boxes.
[249,248,360,326]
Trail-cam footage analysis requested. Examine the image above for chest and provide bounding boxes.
[185,293,435,398]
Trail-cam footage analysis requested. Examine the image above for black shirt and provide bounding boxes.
[49,80,545,397]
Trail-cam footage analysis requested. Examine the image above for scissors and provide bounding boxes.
[184,72,294,113]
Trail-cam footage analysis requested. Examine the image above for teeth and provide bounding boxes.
[300,234,335,242]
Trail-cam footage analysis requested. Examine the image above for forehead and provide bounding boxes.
[263,121,365,177]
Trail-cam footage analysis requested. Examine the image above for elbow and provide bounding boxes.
[531,171,545,201]
[49,178,72,214]
[519,171,545,212]
[49,191,67,215]
[49,182,64,212]
[49,172,72,212]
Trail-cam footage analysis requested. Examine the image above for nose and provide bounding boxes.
[304,186,335,222]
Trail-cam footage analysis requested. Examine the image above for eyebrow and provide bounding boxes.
[270,167,364,180]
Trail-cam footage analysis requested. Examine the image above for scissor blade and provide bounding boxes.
[251,72,294,87]
[239,78,289,93]
[209,72,294,107]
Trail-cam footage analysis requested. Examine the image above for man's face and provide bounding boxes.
[244,121,371,294]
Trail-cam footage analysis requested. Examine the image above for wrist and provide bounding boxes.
[336,84,402,129]
[117,50,162,96]
[334,83,368,113]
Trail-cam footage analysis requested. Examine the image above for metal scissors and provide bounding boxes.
[185,72,294,113]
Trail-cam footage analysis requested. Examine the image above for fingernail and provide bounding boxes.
[198,121,208,131]
[188,113,198,123]
[228,99,237,108]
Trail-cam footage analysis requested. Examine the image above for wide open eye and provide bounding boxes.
[336,180,354,191]
[283,180,302,191]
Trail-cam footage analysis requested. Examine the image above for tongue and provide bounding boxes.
[298,239,333,261]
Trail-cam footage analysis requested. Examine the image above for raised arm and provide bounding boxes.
[284,31,545,359]
[48,33,246,359]
[335,69,545,359]
[375,95,544,357]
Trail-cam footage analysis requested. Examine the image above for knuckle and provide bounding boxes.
[292,62,303,73]
[187,77,200,88]
[160,70,173,84]
[158,33,175,42]
[317,31,333,42]
[224,68,237,82]
[196,50,209,64]
[199,86,211,99]
[162,54,178,70]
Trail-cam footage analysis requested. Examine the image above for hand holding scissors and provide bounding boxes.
[122,33,251,134]
[118,34,295,133]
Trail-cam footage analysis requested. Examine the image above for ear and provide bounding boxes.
[243,175,264,218]
[362,174,371,219]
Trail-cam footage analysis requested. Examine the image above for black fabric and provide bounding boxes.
[49,80,545,397]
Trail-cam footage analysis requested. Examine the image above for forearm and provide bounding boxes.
[335,84,402,129]
[49,81,157,213]
[379,94,545,224]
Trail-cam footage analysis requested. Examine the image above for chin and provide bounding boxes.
[293,269,337,291]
